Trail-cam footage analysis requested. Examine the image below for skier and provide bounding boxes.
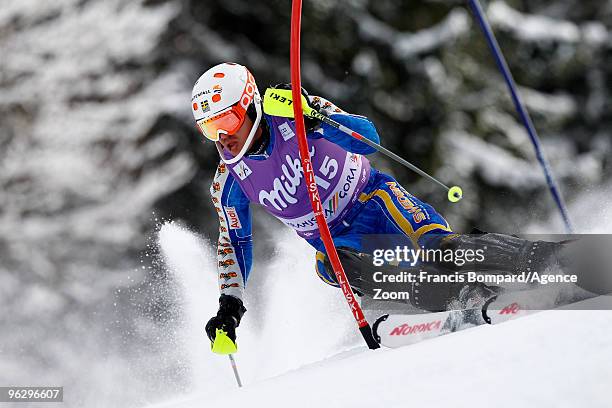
[191,62,562,346]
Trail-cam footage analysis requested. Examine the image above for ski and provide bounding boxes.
[372,287,583,348]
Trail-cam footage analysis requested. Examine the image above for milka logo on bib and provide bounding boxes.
[259,146,322,211]
[259,154,303,210]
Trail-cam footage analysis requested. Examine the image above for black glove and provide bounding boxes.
[272,83,320,131]
[205,294,247,343]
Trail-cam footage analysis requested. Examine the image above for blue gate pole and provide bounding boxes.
[467,0,574,233]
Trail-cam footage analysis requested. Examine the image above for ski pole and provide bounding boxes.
[228,354,243,388]
[263,88,463,203]
[210,329,243,387]
[312,108,463,203]
[467,0,573,233]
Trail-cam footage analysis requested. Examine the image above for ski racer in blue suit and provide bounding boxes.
[210,95,453,296]
[192,63,563,346]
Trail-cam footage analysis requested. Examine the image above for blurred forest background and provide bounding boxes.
[1,0,611,406]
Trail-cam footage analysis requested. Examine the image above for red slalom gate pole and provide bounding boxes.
[290,0,379,349]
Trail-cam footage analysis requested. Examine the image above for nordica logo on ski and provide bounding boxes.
[498,302,520,315]
[389,320,442,336]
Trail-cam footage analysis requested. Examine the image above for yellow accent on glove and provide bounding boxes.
[211,329,238,355]
[263,88,314,118]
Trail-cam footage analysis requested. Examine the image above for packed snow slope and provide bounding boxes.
[154,298,611,408]
[153,220,611,408]
[152,184,612,408]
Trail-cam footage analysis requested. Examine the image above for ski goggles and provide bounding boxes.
[196,104,247,142]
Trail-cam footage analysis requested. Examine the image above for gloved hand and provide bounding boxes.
[272,83,320,131]
[205,294,247,343]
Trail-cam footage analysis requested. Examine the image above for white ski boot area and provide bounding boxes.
[154,223,612,408]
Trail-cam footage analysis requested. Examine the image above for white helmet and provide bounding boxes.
[191,62,262,164]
